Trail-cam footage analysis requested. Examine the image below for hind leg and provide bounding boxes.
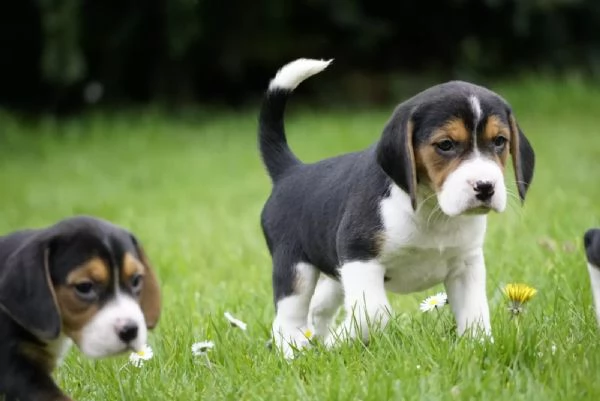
[272,254,319,359]
[308,274,343,339]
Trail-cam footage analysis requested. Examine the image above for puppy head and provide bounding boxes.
[376,81,535,216]
[0,216,161,358]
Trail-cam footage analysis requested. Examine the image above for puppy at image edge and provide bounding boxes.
[258,59,535,358]
[585,228,600,324]
[0,216,161,401]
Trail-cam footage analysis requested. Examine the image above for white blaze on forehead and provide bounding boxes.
[469,95,482,125]
[468,95,482,154]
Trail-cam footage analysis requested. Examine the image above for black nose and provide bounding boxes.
[474,181,495,201]
[118,321,139,343]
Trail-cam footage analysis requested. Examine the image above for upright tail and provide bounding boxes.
[258,58,332,182]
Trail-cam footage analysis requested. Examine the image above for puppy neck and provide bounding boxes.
[47,333,73,367]
[20,333,72,373]
[413,184,439,213]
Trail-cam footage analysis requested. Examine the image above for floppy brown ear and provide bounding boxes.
[509,114,535,201]
[376,103,418,209]
[133,241,161,329]
[0,238,61,340]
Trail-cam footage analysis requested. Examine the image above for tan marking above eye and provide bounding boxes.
[122,252,144,283]
[66,257,110,287]
[480,115,511,167]
[482,115,510,143]
[430,118,470,144]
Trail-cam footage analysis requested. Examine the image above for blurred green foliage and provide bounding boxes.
[1,0,600,111]
[40,0,85,85]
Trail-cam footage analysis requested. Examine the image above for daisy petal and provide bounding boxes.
[420,299,435,313]
[129,344,153,368]
[191,341,215,356]
[224,312,247,331]
[419,292,448,313]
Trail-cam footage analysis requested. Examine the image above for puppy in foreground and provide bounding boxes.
[0,216,161,401]
[584,228,600,324]
[259,59,535,358]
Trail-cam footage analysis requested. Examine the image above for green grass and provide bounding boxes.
[1,79,600,400]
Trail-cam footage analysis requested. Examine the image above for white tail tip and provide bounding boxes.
[268,58,333,91]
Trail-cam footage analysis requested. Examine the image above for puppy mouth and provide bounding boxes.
[463,197,505,215]
[81,342,132,359]
[109,345,136,358]
[464,205,492,215]
[128,343,144,353]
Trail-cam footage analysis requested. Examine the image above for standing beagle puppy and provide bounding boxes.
[0,216,161,401]
[584,228,600,324]
[258,59,535,358]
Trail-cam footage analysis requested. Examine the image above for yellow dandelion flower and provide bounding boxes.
[503,283,537,315]
[503,283,537,303]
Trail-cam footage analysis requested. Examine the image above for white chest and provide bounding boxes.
[378,185,487,294]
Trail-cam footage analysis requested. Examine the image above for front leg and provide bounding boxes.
[444,249,491,337]
[326,260,391,346]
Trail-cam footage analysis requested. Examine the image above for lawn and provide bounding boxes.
[0,78,600,401]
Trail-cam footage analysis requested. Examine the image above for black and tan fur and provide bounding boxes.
[0,216,160,401]
[259,59,536,357]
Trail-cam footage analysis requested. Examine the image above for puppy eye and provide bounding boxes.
[74,281,97,301]
[493,135,508,148]
[436,139,455,152]
[131,274,144,294]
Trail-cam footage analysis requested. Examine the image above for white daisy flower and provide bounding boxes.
[419,292,448,312]
[191,341,215,356]
[224,312,247,331]
[129,344,153,368]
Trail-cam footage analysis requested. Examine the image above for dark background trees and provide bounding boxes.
[1,0,599,114]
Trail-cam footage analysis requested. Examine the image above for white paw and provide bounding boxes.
[308,320,334,340]
[272,328,312,359]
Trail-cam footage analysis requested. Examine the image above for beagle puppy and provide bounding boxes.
[0,216,161,401]
[258,59,535,358]
[585,228,600,324]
